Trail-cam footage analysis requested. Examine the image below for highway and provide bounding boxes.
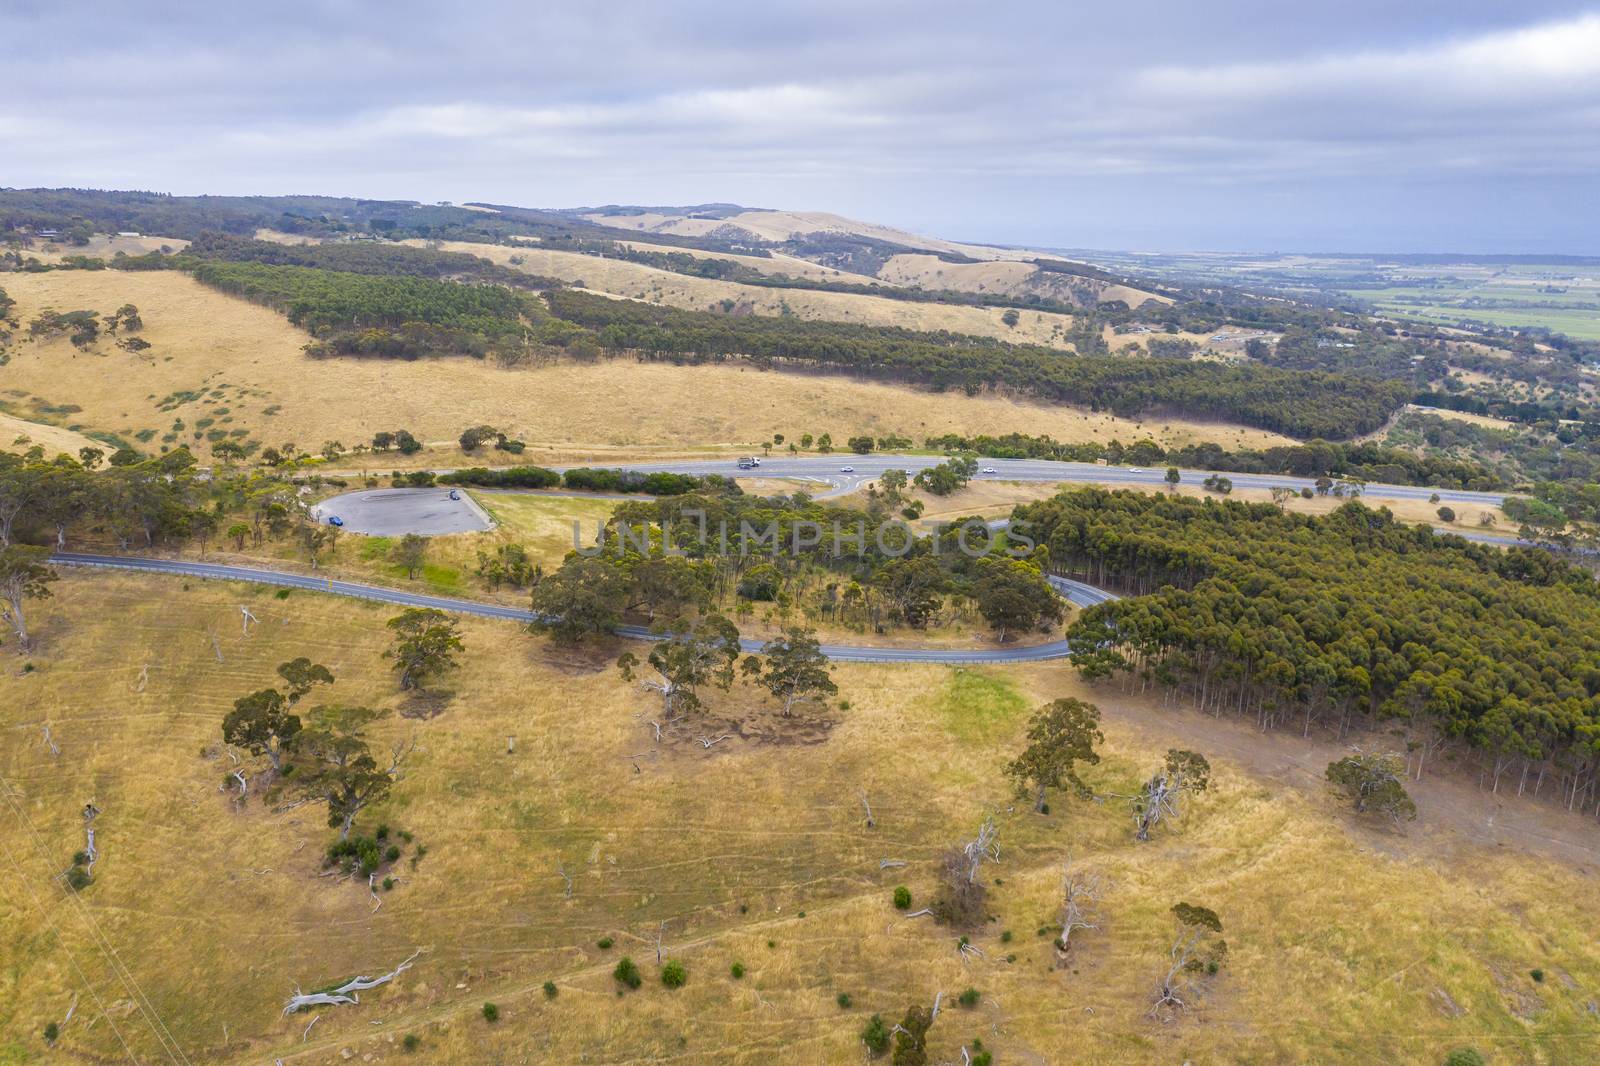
[50,553,1118,665]
[543,453,1510,505]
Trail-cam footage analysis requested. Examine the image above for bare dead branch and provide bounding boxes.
[282,948,422,1016]
[859,790,876,828]
[41,725,59,758]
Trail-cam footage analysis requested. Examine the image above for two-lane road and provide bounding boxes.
[50,553,1117,665]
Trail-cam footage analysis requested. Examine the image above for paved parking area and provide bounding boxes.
[311,488,494,536]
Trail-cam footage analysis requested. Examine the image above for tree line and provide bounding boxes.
[543,290,1412,440]
[922,431,1503,490]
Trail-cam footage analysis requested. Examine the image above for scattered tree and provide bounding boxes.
[1153,902,1226,1016]
[529,556,628,643]
[1326,752,1417,825]
[390,533,427,580]
[0,546,56,652]
[741,626,836,716]
[1004,697,1103,811]
[384,607,463,692]
[1132,749,1211,841]
[618,613,741,719]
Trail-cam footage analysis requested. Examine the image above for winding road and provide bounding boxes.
[49,553,1115,665]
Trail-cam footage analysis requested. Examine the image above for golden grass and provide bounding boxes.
[877,254,1169,309]
[411,239,1085,349]
[0,270,1293,463]
[0,411,103,458]
[5,573,1600,1064]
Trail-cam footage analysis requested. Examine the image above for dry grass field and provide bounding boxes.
[5,572,1600,1064]
[410,240,1086,349]
[0,270,1291,463]
[877,254,1170,310]
[0,411,104,458]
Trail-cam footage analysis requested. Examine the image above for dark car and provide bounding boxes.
[327,515,344,527]
[448,489,461,501]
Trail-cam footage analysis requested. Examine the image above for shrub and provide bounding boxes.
[958,986,980,1008]
[43,1022,59,1043]
[66,866,92,891]
[614,956,642,990]
[1531,968,1545,983]
[661,959,687,989]
[597,936,613,950]
[970,1037,993,1066]
[543,981,558,999]
[892,885,912,909]
[402,1033,420,1052]
[382,877,395,891]
[375,824,390,840]
[1443,1052,1486,1066]
[731,962,746,980]
[1000,930,1013,943]
[836,991,852,1008]
[1437,505,1456,523]
[481,1002,499,1023]
[385,844,401,863]
[861,1013,890,1055]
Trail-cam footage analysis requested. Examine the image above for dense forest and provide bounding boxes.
[545,289,1412,439]
[1027,489,1600,809]
[187,260,556,360]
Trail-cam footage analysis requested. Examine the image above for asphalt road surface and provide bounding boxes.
[312,488,493,536]
[50,553,1117,665]
[545,453,1510,505]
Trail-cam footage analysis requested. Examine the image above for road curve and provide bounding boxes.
[50,553,1118,665]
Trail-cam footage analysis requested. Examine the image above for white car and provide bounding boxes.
[840,466,855,473]
[980,467,997,474]
[1129,468,1143,473]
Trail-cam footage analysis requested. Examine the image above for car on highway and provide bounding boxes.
[980,466,997,474]
[840,465,855,473]
[448,489,461,500]
[1129,468,1143,473]
[327,515,344,527]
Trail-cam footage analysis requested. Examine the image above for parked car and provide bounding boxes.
[448,489,461,500]
[327,515,344,527]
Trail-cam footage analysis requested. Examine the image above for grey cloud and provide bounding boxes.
[2,1,1596,251]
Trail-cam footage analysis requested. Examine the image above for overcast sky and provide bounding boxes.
[4,1,1598,253]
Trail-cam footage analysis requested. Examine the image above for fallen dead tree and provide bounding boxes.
[282,949,421,1015]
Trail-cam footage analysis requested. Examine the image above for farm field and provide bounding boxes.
[0,270,1291,465]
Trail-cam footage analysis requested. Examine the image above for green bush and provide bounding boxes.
[614,956,642,990]
[65,866,92,891]
[43,1022,59,1043]
[1530,968,1545,983]
[402,1033,420,1053]
[837,992,852,1008]
[957,987,980,1008]
[481,1002,499,1023]
[892,885,912,909]
[543,981,558,999]
[970,1037,993,1066]
[730,962,745,980]
[597,936,613,950]
[661,959,687,989]
[385,844,401,862]
[861,1014,890,1055]
[1443,1051,1485,1066]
